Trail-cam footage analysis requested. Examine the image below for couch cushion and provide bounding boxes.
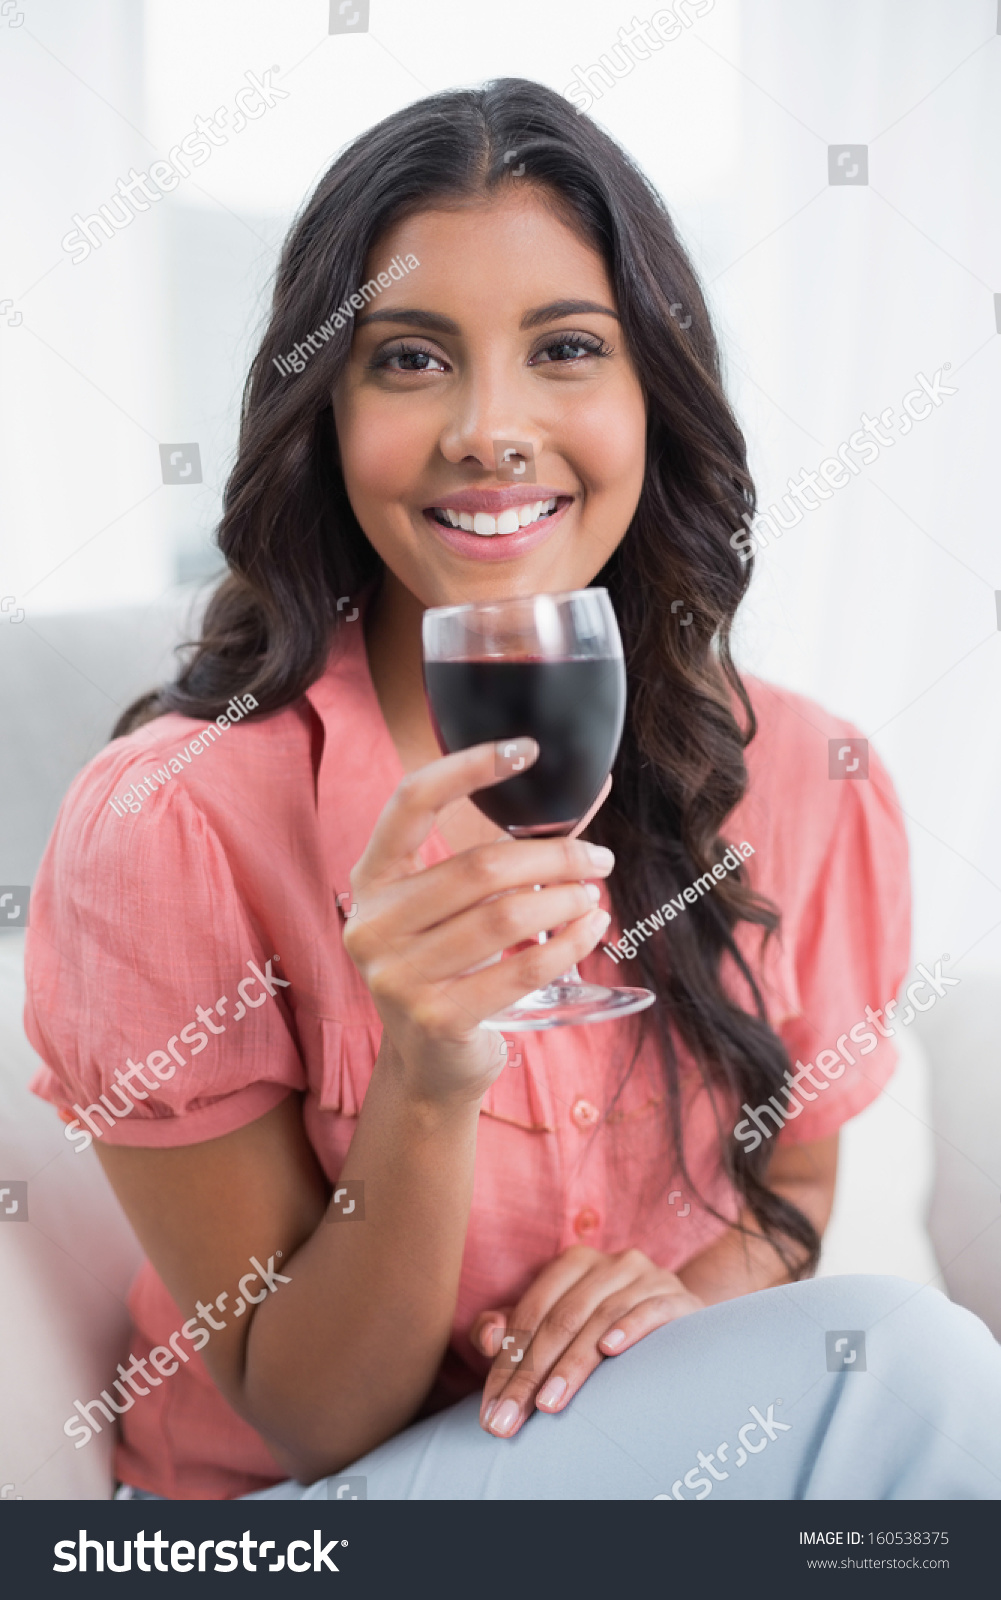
[818,1022,942,1286]
[913,974,1001,1338]
[0,931,145,1498]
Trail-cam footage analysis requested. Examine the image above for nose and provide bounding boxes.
[437,362,542,477]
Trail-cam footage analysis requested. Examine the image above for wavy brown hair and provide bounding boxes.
[115,78,818,1275]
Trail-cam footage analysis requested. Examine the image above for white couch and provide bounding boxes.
[0,605,997,1499]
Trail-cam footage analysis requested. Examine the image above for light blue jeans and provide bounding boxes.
[119,1276,1001,1501]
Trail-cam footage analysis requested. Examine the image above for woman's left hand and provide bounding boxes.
[469,1244,705,1438]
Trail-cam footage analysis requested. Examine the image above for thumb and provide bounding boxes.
[470,1307,514,1357]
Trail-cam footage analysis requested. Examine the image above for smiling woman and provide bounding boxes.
[23,78,1001,1502]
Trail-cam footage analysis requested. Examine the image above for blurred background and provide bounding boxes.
[1,0,998,961]
[0,0,999,1497]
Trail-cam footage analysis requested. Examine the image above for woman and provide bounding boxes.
[25,79,1001,1501]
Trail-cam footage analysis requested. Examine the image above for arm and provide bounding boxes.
[94,1054,482,1485]
[677,1132,840,1305]
[93,739,613,1484]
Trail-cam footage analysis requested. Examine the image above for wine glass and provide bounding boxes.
[422,588,656,1030]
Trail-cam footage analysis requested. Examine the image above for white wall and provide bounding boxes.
[2,0,999,974]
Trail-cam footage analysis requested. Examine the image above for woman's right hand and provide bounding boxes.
[342,737,614,1108]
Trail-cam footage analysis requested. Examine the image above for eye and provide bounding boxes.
[370,340,449,374]
[530,332,612,365]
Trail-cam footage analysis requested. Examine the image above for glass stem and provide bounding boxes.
[532,887,584,991]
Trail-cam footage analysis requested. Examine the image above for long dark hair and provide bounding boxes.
[116,79,818,1275]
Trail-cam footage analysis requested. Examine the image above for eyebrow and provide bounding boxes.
[355,299,620,335]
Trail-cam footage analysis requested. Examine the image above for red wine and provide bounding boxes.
[424,657,626,834]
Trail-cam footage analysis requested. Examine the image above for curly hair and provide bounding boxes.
[114,78,818,1276]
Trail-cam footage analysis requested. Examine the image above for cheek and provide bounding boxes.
[559,384,646,502]
[335,392,432,509]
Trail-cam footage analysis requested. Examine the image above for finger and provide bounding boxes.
[401,880,605,983]
[480,1258,668,1435]
[500,1285,697,1431]
[356,834,615,940]
[478,1247,609,1429]
[569,773,612,839]
[356,739,538,882]
[530,1290,698,1419]
[470,1308,513,1358]
[348,907,611,1048]
[595,1289,703,1359]
[451,908,611,1026]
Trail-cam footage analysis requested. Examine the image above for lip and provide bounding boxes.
[423,484,570,516]
[422,496,573,562]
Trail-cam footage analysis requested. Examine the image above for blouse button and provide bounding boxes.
[573,1207,600,1237]
[571,1097,600,1130]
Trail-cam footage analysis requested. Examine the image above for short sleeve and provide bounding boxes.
[24,755,306,1148]
[772,739,911,1144]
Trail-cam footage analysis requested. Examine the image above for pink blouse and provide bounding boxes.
[25,619,911,1498]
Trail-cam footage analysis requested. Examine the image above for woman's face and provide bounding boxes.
[331,187,647,609]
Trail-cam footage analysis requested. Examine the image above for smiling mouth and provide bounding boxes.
[428,497,561,537]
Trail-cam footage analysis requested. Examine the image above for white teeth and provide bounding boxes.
[433,497,559,536]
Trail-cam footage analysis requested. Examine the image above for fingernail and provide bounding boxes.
[590,910,611,936]
[584,844,615,871]
[494,738,537,778]
[602,1328,626,1351]
[482,1399,497,1426]
[536,1375,568,1410]
[584,882,601,903]
[488,1399,520,1436]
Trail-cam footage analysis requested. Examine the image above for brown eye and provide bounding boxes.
[371,341,448,373]
[530,333,611,365]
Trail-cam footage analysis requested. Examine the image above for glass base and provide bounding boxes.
[480,980,656,1032]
